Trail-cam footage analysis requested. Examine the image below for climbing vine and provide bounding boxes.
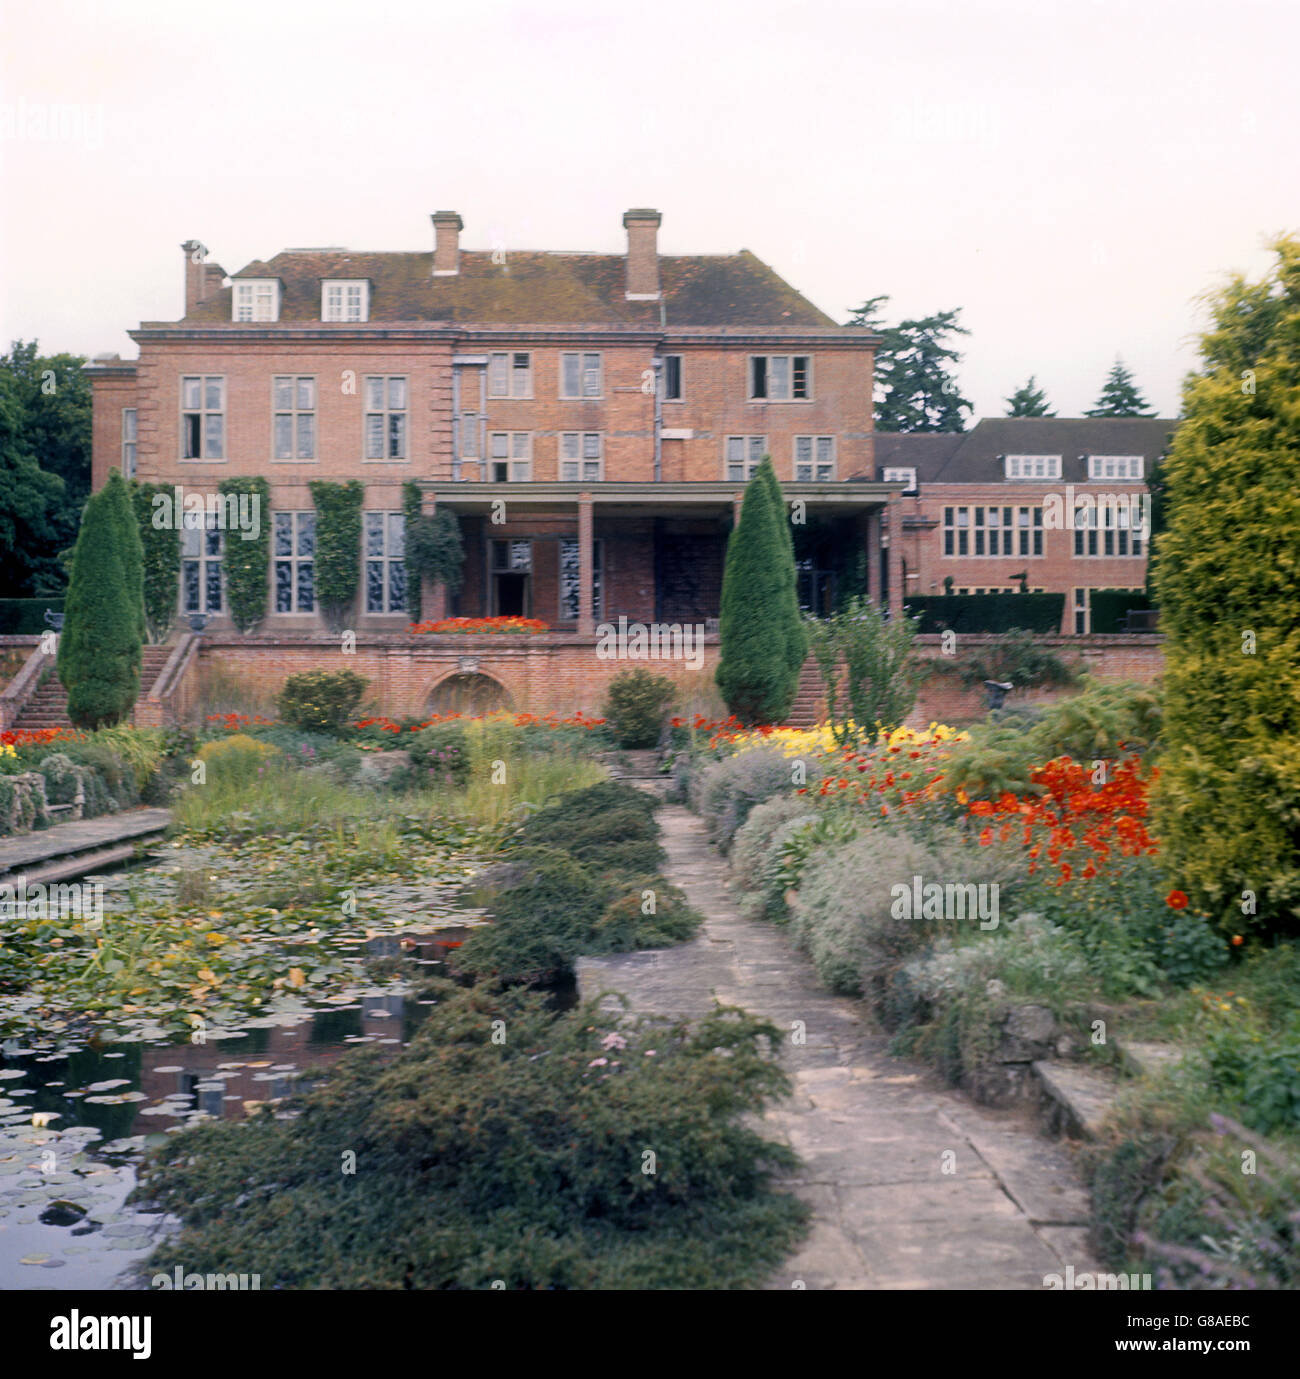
[402,480,464,623]
[218,476,272,633]
[131,480,180,643]
[308,479,365,632]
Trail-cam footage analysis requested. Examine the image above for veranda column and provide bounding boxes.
[866,508,882,606]
[578,493,595,635]
[425,491,448,621]
[887,493,904,620]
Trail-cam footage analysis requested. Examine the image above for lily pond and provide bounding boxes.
[0,814,494,1288]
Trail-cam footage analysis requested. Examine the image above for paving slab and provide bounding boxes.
[578,798,1097,1290]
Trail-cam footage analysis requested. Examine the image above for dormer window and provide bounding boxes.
[232,280,279,322]
[882,466,918,493]
[1086,454,1144,481]
[322,280,370,322]
[1004,454,1061,480]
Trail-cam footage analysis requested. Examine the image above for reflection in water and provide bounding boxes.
[0,929,467,1290]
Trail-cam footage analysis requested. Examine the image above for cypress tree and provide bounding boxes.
[716,468,799,724]
[758,457,808,674]
[1152,235,1300,939]
[58,471,143,728]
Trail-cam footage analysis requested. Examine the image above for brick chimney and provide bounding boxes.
[623,208,662,300]
[432,211,463,276]
[180,240,225,315]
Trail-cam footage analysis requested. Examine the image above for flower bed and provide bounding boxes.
[409,616,550,635]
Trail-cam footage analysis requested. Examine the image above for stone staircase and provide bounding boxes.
[13,646,173,729]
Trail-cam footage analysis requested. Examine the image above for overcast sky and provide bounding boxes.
[1,0,1295,419]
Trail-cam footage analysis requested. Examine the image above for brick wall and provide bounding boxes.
[183,631,1163,727]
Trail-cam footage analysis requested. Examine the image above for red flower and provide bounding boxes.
[1166,890,1189,910]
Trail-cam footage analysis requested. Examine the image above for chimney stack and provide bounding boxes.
[623,208,662,300]
[432,211,463,276]
[181,240,225,315]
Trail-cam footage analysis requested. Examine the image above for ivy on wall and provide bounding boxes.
[218,476,272,633]
[131,481,180,644]
[308,479,364,633]
[402,480,465,624]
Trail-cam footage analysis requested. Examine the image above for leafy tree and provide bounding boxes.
[0,341,90,587]
[757,458,808,674]
[1004,375,1055,417]
[308,480,364,633]
[57,470,143,728]
[0,371,64,596]
[805,596,923,746]
[219,476,272,632]
[1086,358,1155,417]
[716,469,801,724]
[846,295,972,432]
[132,481,181,643]
[1151,235,1300,939]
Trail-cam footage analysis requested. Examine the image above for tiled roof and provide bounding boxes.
[872,417,1178,485]
[188,248,838,329]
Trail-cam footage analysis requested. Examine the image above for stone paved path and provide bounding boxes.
[577,796,1098,1290]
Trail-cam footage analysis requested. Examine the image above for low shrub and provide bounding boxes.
[194,733,282,790]
[133,984,806,1289]
[592,876,702,951]
[602,669,676,749]
[729,794,820,921]
[792,822,1022,997]
[277,669,370,734]
[690,748,812,853]
[407,721,470,788]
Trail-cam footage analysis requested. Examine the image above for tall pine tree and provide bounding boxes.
[58,471,143,728]
[716,468,802,724]
[758,457,808,675]
[1086,359,1155,417]
[1004,376,1055,417]
[846,295,972,432]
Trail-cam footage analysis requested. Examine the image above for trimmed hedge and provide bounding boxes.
[904,593,1065,634]
[0,598,63,634]
[1088,589,1155,634]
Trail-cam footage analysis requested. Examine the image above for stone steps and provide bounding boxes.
[13,648,172,730]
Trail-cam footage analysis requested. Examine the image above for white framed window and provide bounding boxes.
[558,538,603,622]
[1004,454,1061,480]
[882,466,917,493]
[560,432,602,481]
[725,435,767,481]
[232,280,279,322]
[364,376,407,460]
[487,351,532,398]
[272,376,316,460]
[1073,503,1144,557]
[944,505,1042,557]
[122,408,137,479]
[181,511,223,614]
[321,280,369,322]
[560,351,603,398]
[794,435,836,481]
[1087,454,1144,481]
[489,432,533,482]
[364,511,407,614]
[273,511,316,613]
[180,376,224,460]
[662,355,683,400]
[749,354,811,400]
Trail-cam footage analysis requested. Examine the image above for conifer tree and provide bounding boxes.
[57,470,143,728]
[758,457,809,675]
[1086,359,1155,417]
[716,468,800,724]
[1152,236,1300,939]
[1003,376,1055,417]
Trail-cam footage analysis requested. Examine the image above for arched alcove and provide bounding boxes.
[426,671,512,716]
